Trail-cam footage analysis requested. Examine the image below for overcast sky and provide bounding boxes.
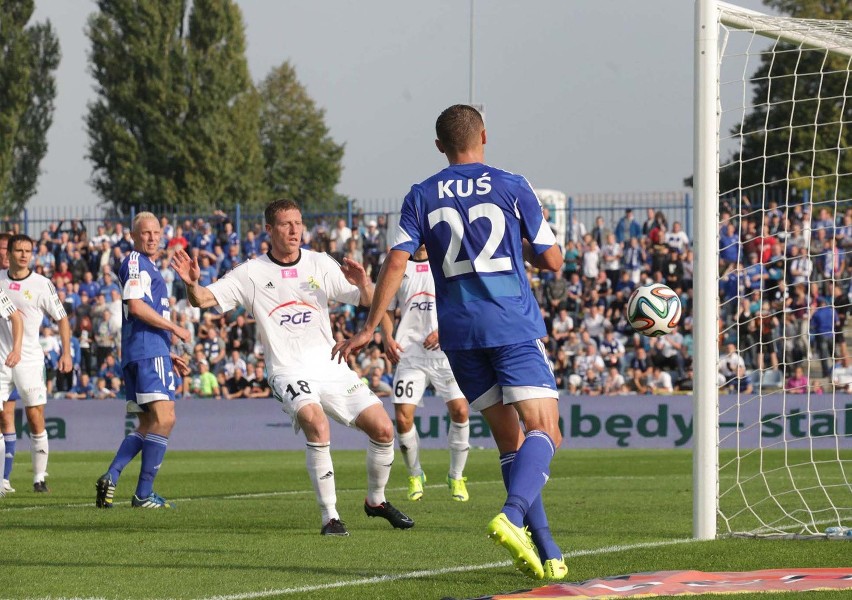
[28,0,772,211]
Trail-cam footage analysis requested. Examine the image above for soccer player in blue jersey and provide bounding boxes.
[333,104,567,580]
[95,212,191,509]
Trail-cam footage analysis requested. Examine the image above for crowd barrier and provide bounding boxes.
[8,394,851,451]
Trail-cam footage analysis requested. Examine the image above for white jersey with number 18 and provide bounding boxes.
[207,250,362,375]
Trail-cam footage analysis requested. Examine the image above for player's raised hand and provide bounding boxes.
[339,257,370,288]
[331,329,371,364]
[4,348,20,368]
[171,248,200,284]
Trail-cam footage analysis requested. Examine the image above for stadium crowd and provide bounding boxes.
[19,199,852,401]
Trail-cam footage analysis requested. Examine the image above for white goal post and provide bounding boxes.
[694,0,852,540]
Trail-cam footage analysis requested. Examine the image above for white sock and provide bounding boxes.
[366,438,394,506]
[31,432,48,483]
[306,442,338,525]
[448,420,470,480]
[397,427,422,477]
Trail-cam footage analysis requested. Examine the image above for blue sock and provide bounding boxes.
[499,451,562,561]
[502,431,555,528]
[3,433,15,480]
[107,431,145,484]
[135,433,169,499]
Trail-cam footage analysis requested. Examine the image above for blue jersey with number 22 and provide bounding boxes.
[392,162,557,351]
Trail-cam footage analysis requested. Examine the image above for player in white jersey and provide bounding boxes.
[171,199,413,536]
[0,234,72,492]
[383,245,470,502]
[0,232,24,495]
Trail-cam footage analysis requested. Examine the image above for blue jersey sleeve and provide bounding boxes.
[391,187,423,255]
[515,176,557,254]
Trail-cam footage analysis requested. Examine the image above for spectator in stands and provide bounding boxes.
[648,365,674,394]
[562,240,580,278]
[719,222,740,267]
[664,221,690,255]
[52,260,73,289]
[360,369,390,400]
[574,343,605,385]
[614,208,641,244]
[602,365,627,395]
[544,268,568,314]
[598,329,625,370]
[201,326,226,372]
[223,366,251,399]
[93,376,117,399]
[726,364,754,394]
[247,364,271,398]
[567,214,587,244]
[581,236,601,286]
[193,360,220,398]
[810,296,838,378]
[663,247,684,290]
[590,215,609,248]
[601,232,622,287]
[785,366,809,394]
[222,349,247,380]
[330,218,352,247]
[580,304,609,345]
[651,326,686,380]
[66,372,94,399]
[362,220,385,281]
[622,236,646,284]
[549,308,573,352]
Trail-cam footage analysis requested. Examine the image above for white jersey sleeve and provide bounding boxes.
[0,288,16,320]
[207,261,251,313]
[39,279,67,322]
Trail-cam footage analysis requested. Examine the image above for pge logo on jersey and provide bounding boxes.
[270,300,320,328]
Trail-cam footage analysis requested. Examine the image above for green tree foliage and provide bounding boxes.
[719,0,852,204]
[0,0,59,214]
[258,62,345,213]
[86,0,263,215]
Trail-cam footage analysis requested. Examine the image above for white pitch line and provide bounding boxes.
[0,475,655,513]
[17,538,697,600]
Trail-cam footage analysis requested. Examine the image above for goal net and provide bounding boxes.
[694,0,852,539]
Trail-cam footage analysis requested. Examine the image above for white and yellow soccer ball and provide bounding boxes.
[626,283,682,337]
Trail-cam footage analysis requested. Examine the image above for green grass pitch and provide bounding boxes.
[0,448,848,600]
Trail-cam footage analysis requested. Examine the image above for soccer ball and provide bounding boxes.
[626,283,682,337]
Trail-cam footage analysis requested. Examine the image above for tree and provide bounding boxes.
[0,1,60,214]
[86,0,263,215]
[718,0,852,205]
[258,62,345,214]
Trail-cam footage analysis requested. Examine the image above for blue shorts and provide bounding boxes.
[124,356,177,408]
[444,339,558,412]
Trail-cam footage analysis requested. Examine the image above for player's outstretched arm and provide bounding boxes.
[171,248,219,309]
[128,299,192,343]
[4,310,22,368]
[331,249,409,364]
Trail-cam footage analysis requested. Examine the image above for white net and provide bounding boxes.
[714,2,852,538]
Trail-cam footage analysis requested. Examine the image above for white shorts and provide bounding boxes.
[392,356,464,406]
[269,360,381,433]
[0,362,48,408]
